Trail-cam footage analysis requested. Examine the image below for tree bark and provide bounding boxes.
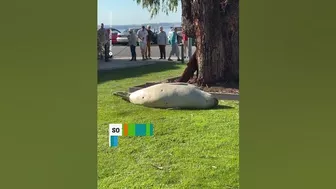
[180,0,239,85]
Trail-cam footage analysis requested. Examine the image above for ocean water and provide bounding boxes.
[115,27,171,34]
[100,23,181,34]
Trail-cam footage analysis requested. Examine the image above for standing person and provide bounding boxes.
[97,37,101,60]
[108,28,113,58]
[169,26,174,44]
[128,29,137,61]
[146,25,153,59]
[137,26,148,60]
[182,29,188,58]
[97,23,108,62]
[104,28,111,62]
[157,26,167,59]
[97,23,105,60]
[168,27,181,61]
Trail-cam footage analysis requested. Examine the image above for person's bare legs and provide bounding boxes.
[183,41,188,57]
[168,45,174,61]
[140,42,146,60]
[176,44,181,61]
[141,49,145,60]
[168,44,180,61]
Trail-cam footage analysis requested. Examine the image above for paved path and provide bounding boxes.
[98,57,187,71]
[112,45,196,58]
[98,44,195,71]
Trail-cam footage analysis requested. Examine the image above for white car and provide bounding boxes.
[116,28,140,45]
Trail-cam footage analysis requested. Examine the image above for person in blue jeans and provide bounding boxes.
[128,29,137,61]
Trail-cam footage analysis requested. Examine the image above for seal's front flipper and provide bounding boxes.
[113,91,130,102]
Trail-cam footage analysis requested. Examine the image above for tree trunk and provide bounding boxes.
[180,0,239,85]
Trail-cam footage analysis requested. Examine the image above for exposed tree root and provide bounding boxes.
[175,52,198,83]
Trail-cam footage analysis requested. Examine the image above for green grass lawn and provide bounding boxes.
[98,62,239,189]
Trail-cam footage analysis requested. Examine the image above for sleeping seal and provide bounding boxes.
[113,83,218,109]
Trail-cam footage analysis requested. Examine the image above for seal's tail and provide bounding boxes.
[113,91,130,102]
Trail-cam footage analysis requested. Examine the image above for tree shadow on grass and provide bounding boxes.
[98,61,182,84]
[150,105,234,111]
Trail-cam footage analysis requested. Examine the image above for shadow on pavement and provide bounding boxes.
[98,61,182,84]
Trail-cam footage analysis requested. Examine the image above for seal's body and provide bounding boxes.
[117,83,218,109]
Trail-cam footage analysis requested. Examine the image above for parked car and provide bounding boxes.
[117,28,158,45]
[109,28,120,44]
[168,26,183,44]
[116,28,138,45]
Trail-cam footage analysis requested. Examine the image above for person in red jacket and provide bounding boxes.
[182,29,188,58]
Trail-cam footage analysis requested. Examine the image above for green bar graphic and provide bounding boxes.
[146,123,150,136]
[128,123,135,136]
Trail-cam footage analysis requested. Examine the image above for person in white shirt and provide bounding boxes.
[136,26,148,60]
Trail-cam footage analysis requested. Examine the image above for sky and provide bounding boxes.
[97,0,182,25]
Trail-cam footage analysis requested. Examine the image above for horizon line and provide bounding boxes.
[98,21,181,26]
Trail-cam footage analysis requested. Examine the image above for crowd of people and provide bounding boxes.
[97,23,190,62]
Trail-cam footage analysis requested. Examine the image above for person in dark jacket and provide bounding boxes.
[128,29,137,61]
[157,26,167,59]
[146,25,153,59]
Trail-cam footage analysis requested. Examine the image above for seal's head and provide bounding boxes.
[206,96,219,109]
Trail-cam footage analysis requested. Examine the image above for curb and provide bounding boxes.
[98,62,158,71]
[98,58,187,71]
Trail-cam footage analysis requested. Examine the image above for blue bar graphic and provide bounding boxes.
[110,136,118,147]
[149,123,154,136]
[135,124,147,136]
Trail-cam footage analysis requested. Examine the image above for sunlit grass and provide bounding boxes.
[98,63,239,188]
